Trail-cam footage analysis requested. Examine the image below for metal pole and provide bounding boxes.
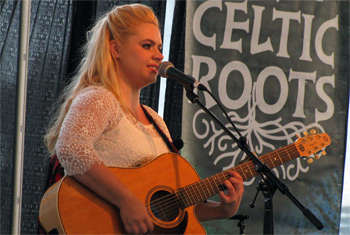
[11,0,31,233]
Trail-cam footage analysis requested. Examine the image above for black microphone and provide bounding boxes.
[158,61,207,91]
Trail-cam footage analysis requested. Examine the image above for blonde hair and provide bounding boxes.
[44,4,159,155]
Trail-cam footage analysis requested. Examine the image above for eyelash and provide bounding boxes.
[143,44,162,52]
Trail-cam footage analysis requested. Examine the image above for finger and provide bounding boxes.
[218,180,234,203]
[228,177,243,191]
[218,190,228,203]
[223,179,234,192]
[123,223,135,234]
[224,180,236,196]
[227,172,244,189]
[138,222,149,234]
[124,219,149,234]
[145,218,154,233]
[227,171,243,182]
[230,175,244,191]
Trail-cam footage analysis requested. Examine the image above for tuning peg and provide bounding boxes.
[321,150,326,156]
[314,154,320,160]
[307,158,314,164]
[295,133,300,138]
[310,129,316,135]
[303,131,308,137]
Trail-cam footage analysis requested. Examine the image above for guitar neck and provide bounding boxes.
[175,143,299,208]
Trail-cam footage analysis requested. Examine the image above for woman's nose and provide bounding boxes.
[153,48,164,61]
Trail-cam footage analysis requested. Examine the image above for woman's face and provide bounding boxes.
[113,23,164,89]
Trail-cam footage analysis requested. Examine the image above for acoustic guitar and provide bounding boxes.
[39,132,330,234]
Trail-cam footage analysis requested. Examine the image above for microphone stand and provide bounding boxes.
[185,89,324,234]
[230,214,249,235]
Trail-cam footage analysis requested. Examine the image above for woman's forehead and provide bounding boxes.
[128,23,162,44]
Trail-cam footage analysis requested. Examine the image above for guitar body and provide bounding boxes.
[40,132,331,234]
[39,153,206,234]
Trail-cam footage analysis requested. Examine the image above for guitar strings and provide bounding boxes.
[145,136,327,219]
[144,145,303,220]
[146,146,301,217]
[147,146,300,214]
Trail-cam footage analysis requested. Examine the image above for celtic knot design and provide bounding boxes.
[192,84,325,185]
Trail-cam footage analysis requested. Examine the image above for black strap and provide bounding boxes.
[141,105,179,153]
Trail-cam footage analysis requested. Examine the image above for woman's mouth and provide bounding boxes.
[147,65,158,73]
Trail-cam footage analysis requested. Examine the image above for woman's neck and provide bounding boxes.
[119,85,150,125]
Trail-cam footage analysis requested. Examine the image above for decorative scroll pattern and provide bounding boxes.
[192,84,326,185]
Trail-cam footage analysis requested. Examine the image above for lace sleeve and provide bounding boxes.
[56,87,119,176]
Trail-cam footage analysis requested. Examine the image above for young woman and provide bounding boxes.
[44,4,244,234]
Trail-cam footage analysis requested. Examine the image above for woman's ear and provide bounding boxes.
[110,40,119,59]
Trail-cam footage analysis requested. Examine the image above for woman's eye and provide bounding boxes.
[143,44,151,49]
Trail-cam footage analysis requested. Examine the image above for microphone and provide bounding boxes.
[158,61,207,91]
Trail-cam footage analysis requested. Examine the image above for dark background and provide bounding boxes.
[0,0,186,233]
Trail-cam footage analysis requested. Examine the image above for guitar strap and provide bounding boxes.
[141,105,179,154]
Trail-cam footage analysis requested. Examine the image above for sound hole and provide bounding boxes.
[150,190,180,222]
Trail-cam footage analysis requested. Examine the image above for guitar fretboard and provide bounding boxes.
[175,143,299,208]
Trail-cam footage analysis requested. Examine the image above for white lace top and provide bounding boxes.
[56,86,171,176]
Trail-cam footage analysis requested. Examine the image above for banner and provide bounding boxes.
[182,0,349,234]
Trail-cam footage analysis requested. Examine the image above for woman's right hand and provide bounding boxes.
[119,193,154,234]
[72,163,154,234]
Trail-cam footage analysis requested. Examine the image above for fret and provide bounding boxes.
[191,184,201,203]
[213,173,222,191]
[282,145,298,162]
[176,189,188,208]
[212,176,221,191]
[247,164,255,178]
[183,186,194,206]
[189,184,198,204]
[172,133,330,210]
[198,182,207,201]
[200,182,208,201]
[200,181,210,201]
[208,178,216,195]
[201,183,209,201]
[286,145,297,160]
[268,151,278,168]
[209,178,216,194]
[276,149,284,164]
[220,172,228,182]
[179,143,298,208]
[203,179,211,197]
[198,184,205,202]
[278,147,290,163]
[220,172,228,183]
[183,188,191,208]
[245,162,256,179]
[284,146,292,161]
[237,164,247,181]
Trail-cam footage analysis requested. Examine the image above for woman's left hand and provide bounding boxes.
[217,171,244,219]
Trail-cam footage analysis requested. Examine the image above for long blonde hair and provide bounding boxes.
[44,4,159,155]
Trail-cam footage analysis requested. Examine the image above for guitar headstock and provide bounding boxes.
[294,130,331,163]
